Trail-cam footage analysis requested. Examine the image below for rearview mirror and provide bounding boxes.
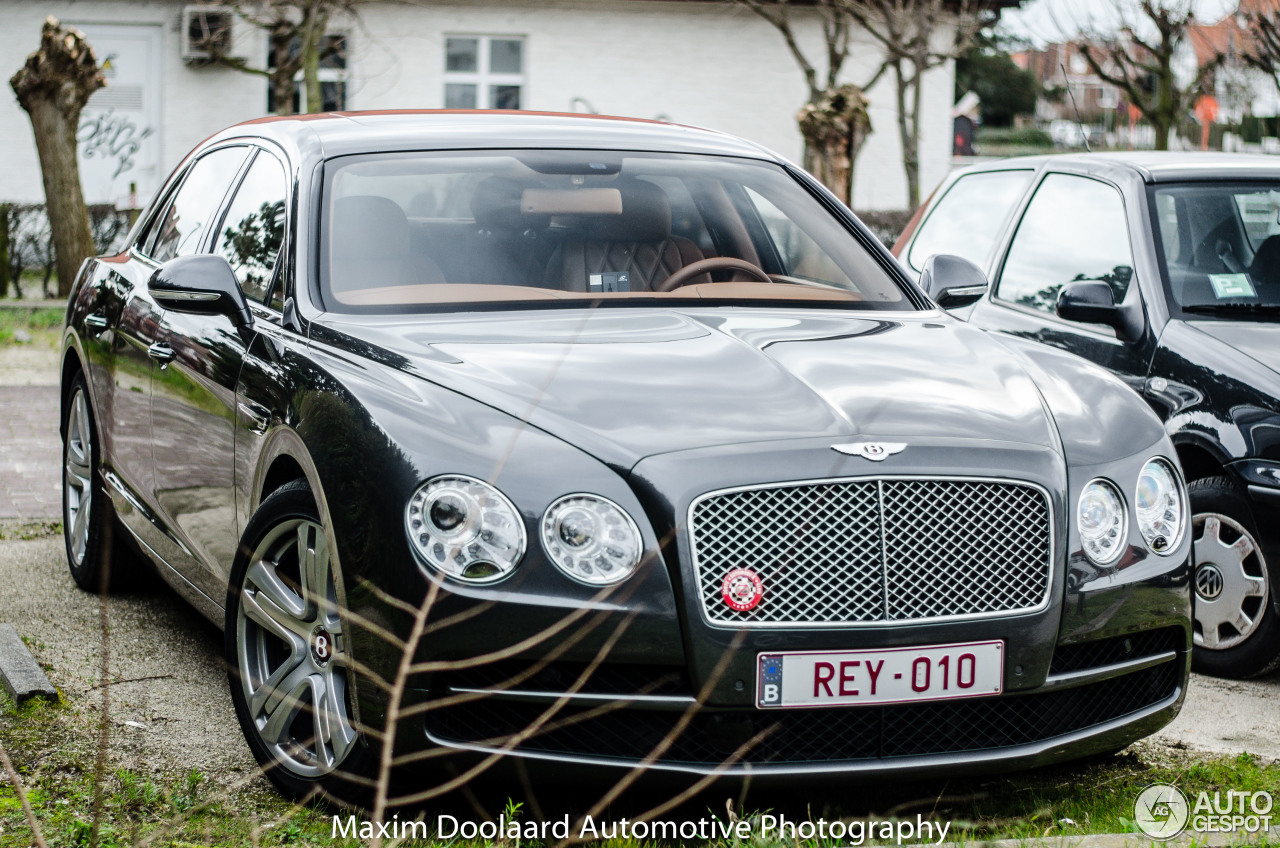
[148,255,253,329]
[1056,280,1143,343]
[919,254,989,309]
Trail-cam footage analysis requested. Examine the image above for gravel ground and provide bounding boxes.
[0,534,262,788]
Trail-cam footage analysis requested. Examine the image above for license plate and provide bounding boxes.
[756,640,1004,709]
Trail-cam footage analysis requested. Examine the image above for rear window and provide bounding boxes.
[319,149,910,313]
[907,170,1033,273]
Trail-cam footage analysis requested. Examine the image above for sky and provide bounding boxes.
[998,0,1240,47]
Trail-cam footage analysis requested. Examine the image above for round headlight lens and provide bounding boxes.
[1078,478,1126,565]
[1135,458,1184,555]
[541,494,643,586]
[406,475,525,583]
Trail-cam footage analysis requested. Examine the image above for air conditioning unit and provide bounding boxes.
[181,5,240,64]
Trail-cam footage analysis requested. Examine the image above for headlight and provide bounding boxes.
[1135,458,1185,554]
[1078,478,1126,565]
[541,494,643,585]
[406,475,525,583]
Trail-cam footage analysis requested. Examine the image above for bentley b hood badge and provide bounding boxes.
[832,442,907,461]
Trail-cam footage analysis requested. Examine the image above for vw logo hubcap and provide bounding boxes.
[1196,564,1225,601]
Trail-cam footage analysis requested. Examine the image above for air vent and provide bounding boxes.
[181,6,240,64]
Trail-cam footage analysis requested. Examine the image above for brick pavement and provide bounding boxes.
[0,385,62,520]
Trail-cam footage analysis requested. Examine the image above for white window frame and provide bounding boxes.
[443,35,525,110]
[267,31,349,114]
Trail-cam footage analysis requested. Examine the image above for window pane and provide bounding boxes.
[445,83,477,109]
[907,170,1032,272]
[320,80,346,112]
[321,34,347,70]
[746,187,852,286]
[490,39,522,73]
[997,174,1133,313]
[446,38,478,72]
[149,146,248,263]
[490,84,521,110]
[215,152,288,303]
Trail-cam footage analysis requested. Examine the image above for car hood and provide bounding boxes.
[1186,320,1280,373]
[321,308,1060,469]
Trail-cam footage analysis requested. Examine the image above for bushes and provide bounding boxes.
[0,203,131,299]
[855,209,914,248]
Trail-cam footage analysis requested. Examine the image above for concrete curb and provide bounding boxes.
[0,622,56,704]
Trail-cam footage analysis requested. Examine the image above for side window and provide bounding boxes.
[907,170,1033,272]
[148,147,249,263]
[214,151,288,304]
[996,173,1134,314]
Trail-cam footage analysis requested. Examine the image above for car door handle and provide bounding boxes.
[85,313,109,334]
[146,342,176,366]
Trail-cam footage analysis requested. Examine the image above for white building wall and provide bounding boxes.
[0,0,955,211]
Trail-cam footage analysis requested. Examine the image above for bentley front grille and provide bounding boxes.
[690,478,1053,626]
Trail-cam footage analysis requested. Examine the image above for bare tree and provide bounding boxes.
[1240,3,1280,97]
[191,0,358,115]
[843,0,986,208]
[738,0,874,205]
[739,0,982,209]
[1075,0,1221,151]
[9,17,103,298]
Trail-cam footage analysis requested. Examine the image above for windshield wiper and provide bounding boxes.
[1183,301,1280,316]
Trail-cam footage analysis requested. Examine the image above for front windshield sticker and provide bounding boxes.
[1209,273,1257,299]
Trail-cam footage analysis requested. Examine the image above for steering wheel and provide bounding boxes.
[656,257,772,292]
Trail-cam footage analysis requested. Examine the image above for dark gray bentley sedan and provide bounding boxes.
[61,111,1191,802]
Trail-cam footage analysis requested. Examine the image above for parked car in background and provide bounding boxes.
[61,113,1191,802]
[895,152,1280,678]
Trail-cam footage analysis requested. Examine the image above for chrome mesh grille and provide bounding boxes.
[690,478,1052,626]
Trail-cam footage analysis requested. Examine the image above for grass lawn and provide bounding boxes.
[3,682,1277,847]
[0,306,63,349]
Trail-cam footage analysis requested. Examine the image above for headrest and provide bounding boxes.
[581,178,671,242]
[332,196,409,258]
[1251,234,1280,288]
[472,177,550,230]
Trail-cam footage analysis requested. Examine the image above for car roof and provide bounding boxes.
[206,109,783,162]
[955,150,1280,183]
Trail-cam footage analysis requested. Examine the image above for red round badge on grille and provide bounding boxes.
[722,568,763,611]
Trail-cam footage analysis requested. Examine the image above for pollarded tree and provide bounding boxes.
[10,17,104,297]
[1075,0,1222,151]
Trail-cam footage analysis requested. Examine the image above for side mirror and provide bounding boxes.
[148,254,252,328]
[1056,280,1143,343]
[919,254,989,309]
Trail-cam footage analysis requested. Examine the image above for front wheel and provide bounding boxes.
[1189,476,1280,678]
[225,481,372,803]
[62,374,132,592]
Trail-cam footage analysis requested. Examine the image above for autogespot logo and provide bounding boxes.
[1134,784,1190,840]
[1134,784,1275,841]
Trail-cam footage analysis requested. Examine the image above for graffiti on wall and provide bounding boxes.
[78,109,155,180]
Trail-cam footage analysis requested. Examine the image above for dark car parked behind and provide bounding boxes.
[895,152,1280,678]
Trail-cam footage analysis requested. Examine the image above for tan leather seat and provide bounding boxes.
[547,178,709,292]
[329,195,443,301]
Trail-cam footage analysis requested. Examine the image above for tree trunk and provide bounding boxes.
[26,98,96,297]
[10,17,104,298]
[0,205,10,298]
[269,28,298,116]
[301,6,332,113]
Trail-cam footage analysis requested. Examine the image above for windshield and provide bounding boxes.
[319,150,909,313]
[1152,181,1280,318]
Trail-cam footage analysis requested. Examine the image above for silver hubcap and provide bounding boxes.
[236,519,357,778]
[1193,512,1269,650]
[64,390,93,566]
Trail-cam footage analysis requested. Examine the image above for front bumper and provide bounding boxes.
[399,625,1187,778]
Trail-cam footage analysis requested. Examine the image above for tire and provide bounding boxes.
[1188,476,1280,678]
[62,374,133,592]
[225,480,373,804]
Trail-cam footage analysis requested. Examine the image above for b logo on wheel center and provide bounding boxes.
[311,627,334,665]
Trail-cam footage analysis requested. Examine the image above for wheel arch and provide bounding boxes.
[1174,439,1229,485]
[59,345,87,439]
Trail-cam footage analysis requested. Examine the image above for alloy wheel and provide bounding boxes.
[235,518,358,778]
[1192,512,1269,650]
[64,389,94,567]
